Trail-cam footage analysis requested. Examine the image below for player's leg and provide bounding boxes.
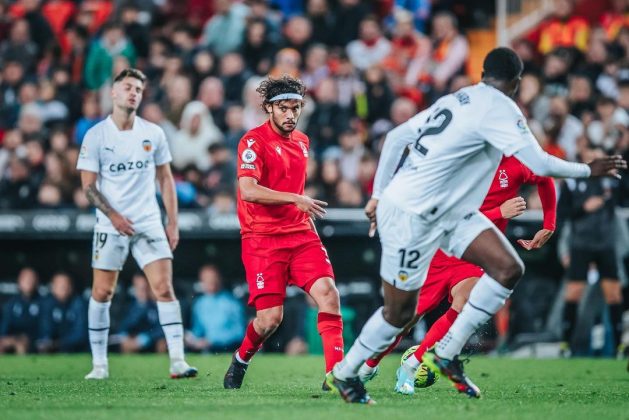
[561,248,588,355]
[423,213,523,398]
[86,231,127,380]
[290,232,343,376]
[329,197,441,403]
[409,276,480,368]
[225,303,284,389]
[598,248,623,353]
[308,277,344,375]
[143,258,197,379]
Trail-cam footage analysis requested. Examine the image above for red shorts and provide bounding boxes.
[416,251,483,316]
[241,230,335,310]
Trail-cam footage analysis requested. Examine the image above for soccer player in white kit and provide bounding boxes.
[327,48,626,403]
[77,69,197,380]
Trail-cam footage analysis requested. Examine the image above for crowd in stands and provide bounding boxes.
[0,0,628,355]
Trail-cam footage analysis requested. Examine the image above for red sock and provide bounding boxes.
[237,322,265,362]
[317,312,344,373]
[365,333,404,368]
[415,308,458,361]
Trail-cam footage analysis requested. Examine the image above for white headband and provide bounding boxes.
[269,93,303,102]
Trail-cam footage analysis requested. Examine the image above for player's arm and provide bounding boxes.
[156,163,179,250]
[81,170,134,236]
[239,177,327,219]
[518,176,557,250]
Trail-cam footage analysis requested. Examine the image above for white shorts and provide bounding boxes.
[377,196,499,291]
[91,225,173,271]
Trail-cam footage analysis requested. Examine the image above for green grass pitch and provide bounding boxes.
[0,354,627,420]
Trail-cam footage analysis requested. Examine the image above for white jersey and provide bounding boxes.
[376,83,544,222]
[76,116,172,234]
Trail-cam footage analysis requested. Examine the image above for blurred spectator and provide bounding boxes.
[527,0,589,54]
[37,272,87,353]
[306,0,335,46]
[331,0,370,47]
[332,53,364,110]
[120,3,150,60]
[389,97,418,126]
[241,17,276,76]
[559,147,623,356]
[543,94,583,160]
[364,65,395,123]
[306,78,350,154]
[13,0,55,60]
[568,73,595,119]
[0,267,41,354]
[346,16,391,72]
[204,143,236,192]
[74,93,102,145]
[0,129,25,181]
[0,60,25,130]
[198,76,228,132]
[406,11,469,97]
[0,18,38,73]
[385,0,431,34]
[587,96,629,153]
[84,21,137,90]
[241,76,266,130]
[171,101,222,172]
[599,0,629,41]
[162,73,192,126]
[220,52,250,103]
[301,44,329,92]
[185,265,245,352]
[335,129,366,182]
[0,157,39,209]
[281,15,313,58]
[208,189,237,216]
[200,0,249,58]
[115,274,166,354]
[269,47,301,79]
[224,104,246,152]
[335,179,364,207]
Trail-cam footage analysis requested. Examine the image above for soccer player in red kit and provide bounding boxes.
[358,155,557,394]
[223,76,344,389]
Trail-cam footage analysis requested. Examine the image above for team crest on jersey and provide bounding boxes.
[80,145,87,158]
[242,148,257,163]
[142,139,152,152]
[499,169,509,188]
[516,118,529,135]
[298,141,308,157]
[256,273,265,289]
[398,271,409,282]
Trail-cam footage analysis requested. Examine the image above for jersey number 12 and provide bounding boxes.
[414,108,453,155]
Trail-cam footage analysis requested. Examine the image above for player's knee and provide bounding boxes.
[491,258,524,288]
[257,312,283,335]
[151,281,175,301]
[564,282,584,302]
[314,283,340,313]
[383,303,415,328]
[92,285,114,301]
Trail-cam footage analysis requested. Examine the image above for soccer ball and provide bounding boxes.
[401,345,440,388]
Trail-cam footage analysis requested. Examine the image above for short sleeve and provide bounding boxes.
[480,97,539,157]
[76,127,100,172]
[237,134,264,181]
[154,127,172,166]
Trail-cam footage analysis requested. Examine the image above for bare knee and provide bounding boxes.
[255,310,283,336]
[150,278,175,301]
[564,282,585,302]
[601,280,622,304]
[92,285,115,302]
[383,301,416,328]
[487,258,524,289]
[311,280,340,314]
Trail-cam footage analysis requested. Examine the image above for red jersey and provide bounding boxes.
[237,121,311,237]
[432,155,557,267]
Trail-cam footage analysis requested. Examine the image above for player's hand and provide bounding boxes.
[110,212,134,236]
[583,196,605,213]
[364,198,379,238]
[295,195,327,219]
[517,229,554,250]
[587,155,627,178]
[500,197,526,219]
[166,222,179,251]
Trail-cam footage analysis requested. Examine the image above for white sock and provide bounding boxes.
[88,297,111,367]
[404,353,421,370]
[436,273,512,360]
[334,307,403,380]
[157,300,185,363]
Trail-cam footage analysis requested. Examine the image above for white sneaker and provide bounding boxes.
[358,363,380,384]
[85,365,109,380]
[170,360,198,379]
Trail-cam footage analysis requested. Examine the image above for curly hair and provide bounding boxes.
[256,75,306,110]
